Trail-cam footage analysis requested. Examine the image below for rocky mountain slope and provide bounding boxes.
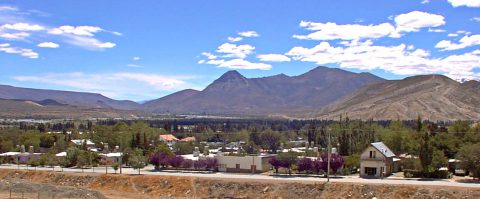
[144,66,384,115]
[317,75,480,120]
[0,85,140,110]
[0,98,144,119]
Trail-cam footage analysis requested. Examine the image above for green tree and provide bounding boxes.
[259,130,282,153]
[112,162,119,174]
[431,149,448,169]
[344,154,360,172]
[456,143,480,179]
[76,150,90,172]
[128,148,147,175]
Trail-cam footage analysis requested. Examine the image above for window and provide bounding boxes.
[236,164,240,169]
[365,167,377,176]
[369,151,376,158]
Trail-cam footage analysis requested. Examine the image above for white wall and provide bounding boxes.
[216,155,264,171]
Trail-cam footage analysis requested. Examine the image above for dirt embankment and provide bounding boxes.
[0,169,479,199]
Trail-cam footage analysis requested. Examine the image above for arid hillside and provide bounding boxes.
[317,75,480,120]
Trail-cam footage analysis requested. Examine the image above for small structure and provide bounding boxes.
[70,139,96,149]
[360,142,396,178]
[159,134,179,146]
[216,154,276,173]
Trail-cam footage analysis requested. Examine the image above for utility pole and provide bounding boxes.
[327,128,331,182]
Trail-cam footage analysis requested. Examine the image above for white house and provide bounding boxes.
[216,154,276,173]
[360,142,396,178]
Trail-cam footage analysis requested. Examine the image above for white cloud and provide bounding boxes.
[448,33,459,37]
[0,43,38,58]
[205,58,271,70]
[285,40,480,80]
[447,0,480,7]
[428,28,445,33]
[435,34,480,51]
[227,37,242,42]
[238,31,259,37]
[0,32,29,40]
[13,72,198,99]
[1,23,44,31]
[472,17,480,22]
[394,11,445,34]
[127,64,141,67]
[0,6,18,11]
[293,21,395,40]
[201,52,217,60]
[37,42,59,48]
[133,56,140,61]
[48,25,102,36]
[421,0,430,4]
[257,54,291,62]
[216,43,255,58]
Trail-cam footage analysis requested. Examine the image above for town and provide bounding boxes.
[0,118,478,183]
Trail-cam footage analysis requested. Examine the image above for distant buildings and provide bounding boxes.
[360,142,399,178]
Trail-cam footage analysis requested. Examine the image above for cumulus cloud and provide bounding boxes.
[206,58,272,70]
[238,31,259,37]
[133,56,140,61]
[0,43,38,58]
[13,72,198,100]
[421,0,430,4]
[435,34,480,51]
[293,11,445,40]
[285,40,480,80]
[447,0,480,7]
[48,25,102,36]
[393,11,445,35]
[216,43,255,58]
[257,54,291,62]
[37,42,59,48]
[293,21,395,41]
[472,17,480,22]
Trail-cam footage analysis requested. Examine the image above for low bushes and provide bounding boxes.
[403,169,452,179]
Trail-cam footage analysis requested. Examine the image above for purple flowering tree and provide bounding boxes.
[269,157,282,174]
[297,157,313,174]
[319,153,345,174]
[193,159,206,170]
[150,152,171,170]
[181,159,193,169]
[168,155,185,169]
[313,159,323,174]
[205,158,218,171]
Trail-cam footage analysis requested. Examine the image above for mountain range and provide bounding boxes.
[1,66,479,120]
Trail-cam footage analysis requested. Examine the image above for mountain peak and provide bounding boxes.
[217,70,246,81]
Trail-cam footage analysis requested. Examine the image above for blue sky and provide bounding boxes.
[0,0,479,101]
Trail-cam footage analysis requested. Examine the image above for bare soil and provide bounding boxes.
[0,169,479,199]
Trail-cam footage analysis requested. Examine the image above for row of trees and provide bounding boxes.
[149,151,218,171]
[269,152,345,175]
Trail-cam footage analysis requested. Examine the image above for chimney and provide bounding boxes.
[193,147,200,157]
[203,146,210,156]
[20,145,26,153]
